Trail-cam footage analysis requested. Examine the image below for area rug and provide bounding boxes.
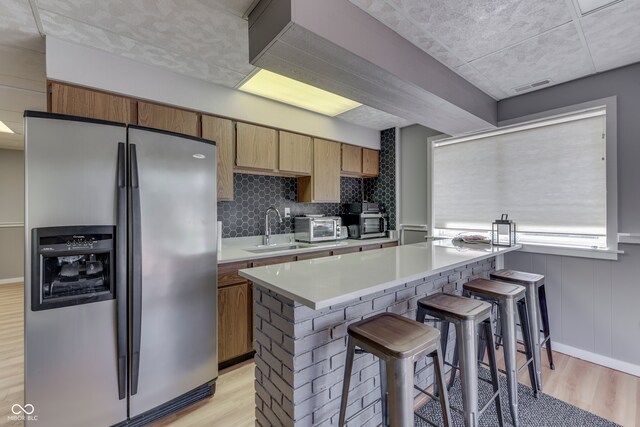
[415,368,620,426]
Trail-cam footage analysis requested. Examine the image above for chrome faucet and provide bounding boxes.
[263,206,283,246]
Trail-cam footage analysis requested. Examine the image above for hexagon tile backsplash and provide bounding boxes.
[217,128,396,238]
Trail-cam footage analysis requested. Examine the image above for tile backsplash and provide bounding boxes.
[217,129,397,238]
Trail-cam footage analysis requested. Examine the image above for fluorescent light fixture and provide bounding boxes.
[239,69,361,116]
[576,0,621,15]
[0,121,15,134]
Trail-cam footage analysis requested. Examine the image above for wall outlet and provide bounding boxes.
[284,207,291,218]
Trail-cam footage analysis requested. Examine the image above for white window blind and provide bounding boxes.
[433,109,606,244]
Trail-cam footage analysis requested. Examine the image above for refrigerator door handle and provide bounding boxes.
[116,143,127,400]
[130,144,142,396]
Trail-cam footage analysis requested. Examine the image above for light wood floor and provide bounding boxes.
[1,283,638,426]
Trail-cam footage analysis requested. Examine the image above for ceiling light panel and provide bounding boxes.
[239,69,361,116]
[0,121,15,134]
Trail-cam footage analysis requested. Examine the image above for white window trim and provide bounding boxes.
[428,96,619,260]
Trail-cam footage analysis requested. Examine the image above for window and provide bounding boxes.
[432,105,617,255]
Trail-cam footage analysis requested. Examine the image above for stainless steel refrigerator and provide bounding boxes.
[24,111,218,427]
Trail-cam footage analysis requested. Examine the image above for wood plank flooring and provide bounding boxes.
[0,283,638,426]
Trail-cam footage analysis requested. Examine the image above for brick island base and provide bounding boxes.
[252,256,496,427]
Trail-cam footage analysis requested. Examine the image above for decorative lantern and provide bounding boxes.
[492,214,516,247]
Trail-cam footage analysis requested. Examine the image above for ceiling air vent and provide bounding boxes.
[513,78,553,94]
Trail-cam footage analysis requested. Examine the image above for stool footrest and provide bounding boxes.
[414,411,441,427]
[342,397,381,425]
[479,390,501,417]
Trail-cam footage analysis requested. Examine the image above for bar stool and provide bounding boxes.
[463,279,539,427]
[338,313,452,427]
[417,293,504,427]
[490,269,555,392]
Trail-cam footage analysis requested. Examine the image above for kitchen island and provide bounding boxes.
[239,240,520,427]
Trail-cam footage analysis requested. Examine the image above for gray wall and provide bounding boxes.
[398,124,441,227]
[499,62,640,368]
[0,149,24,281]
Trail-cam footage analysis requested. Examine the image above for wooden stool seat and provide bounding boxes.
[491,269,544,286]
[348,313,441,359]
[340,313,452,426]
[463,278,525,300]
[418,293,492,321]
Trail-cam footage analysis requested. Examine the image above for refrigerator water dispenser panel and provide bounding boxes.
[32,225,116,311]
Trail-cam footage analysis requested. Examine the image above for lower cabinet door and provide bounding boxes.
[218,282,253,363]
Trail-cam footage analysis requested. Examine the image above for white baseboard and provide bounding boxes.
[552,341,640,377]
[0,277,23,285]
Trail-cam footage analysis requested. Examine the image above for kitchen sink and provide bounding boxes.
[245,244,307,254]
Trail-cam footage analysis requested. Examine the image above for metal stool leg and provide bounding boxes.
[434,320,451,397]
[379,359,388,426]
[498,298,520,426]
[339,337,356,426]
[456,320,480,427]
[517,299,539,397]
[386,357,414,427]
[524,284,543,391]
[433,343,453,427]
[483,319,505,427]
[538,285,555,370]
[495,308,503,349]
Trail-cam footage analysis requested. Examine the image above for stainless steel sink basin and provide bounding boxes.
[245,244,306,254]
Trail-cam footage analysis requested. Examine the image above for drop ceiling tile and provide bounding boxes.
[348,0,463,68]
[0,86,46,113]
[37,0,255,78]
[197,0,256,18]
[581,0,640,72]
[337,105,412,130]
[469,23,594,96]
[0,0,44,52]
[0,132,25,150]
[39,10,248,88]
[0,44,46,92]
[387,0,573,62]
[453,64,509,100]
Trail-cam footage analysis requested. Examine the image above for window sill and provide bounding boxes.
[518,243,622,260]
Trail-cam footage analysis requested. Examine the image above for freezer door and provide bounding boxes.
[24,113,127,427]
[128,127,217,417]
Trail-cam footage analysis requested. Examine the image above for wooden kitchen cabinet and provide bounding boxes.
[279,131,312,175]
[236,122,277,171]
[217,261,252,365]
[297,250,332,260]
[50,82,135,123]
[251,255,297,267]
[381,241,398,248]
[360,243,383,251]
[341,144,362,175]
[218,282,252,363]
[202,115,234,201]
[137,101,198,136]
[331,246,361,256]
[362,148,380,176]
[298,138,341,203]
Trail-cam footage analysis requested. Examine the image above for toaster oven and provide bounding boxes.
[294,216,343,243]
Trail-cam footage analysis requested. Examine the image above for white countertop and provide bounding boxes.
[218,234,398,264]
[239,240,521,310]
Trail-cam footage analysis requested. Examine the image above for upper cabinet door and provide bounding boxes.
[362,148,380,176]
[341,144,362,175]
[279,131,312,175]
[235,122,277,171]
[202,115,234,201]
[137,101,198,136]
[50,82,134,124]
[312,138,341,202]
